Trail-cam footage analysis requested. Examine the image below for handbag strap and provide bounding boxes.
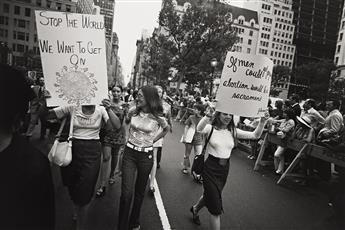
[201,126,214,155]
[68,109,75,141]
[56,118,67,138]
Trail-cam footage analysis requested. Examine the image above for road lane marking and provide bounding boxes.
[152,178,172,230]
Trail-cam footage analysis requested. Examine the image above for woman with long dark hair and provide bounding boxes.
[190,107,268,230]
[118,85,169,230]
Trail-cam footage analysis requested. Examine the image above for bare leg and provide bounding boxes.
[75,204,90,230]
[183,143,193,172]
[149,148,158,190]
[274,146,285,173]
[209,214,221,230]
[96,145,111,195]
[194,195,205,213]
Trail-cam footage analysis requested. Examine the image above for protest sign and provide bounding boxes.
[35,11,108,106]
[215,52,273,117]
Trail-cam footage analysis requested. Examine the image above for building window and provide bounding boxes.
[238,19,244,25]
[34,34,37,42]
[14,5,20,15]
[66,5,71,12]
[251,22,254,27]
[247,48,251,54]
[337,45,341,53]
[3,3,9,13]
[0,28,8,38]
[335,57,339,65]
[17,44,24,52]
[0,16,9,25]
[36,0,42,6]
[56,3,62,10]
[46,0,51,8]
[342,21,345,29]
[340,33,343,41]
[25,8,31,17]
[248,39,252,45]
[249,30,253,36]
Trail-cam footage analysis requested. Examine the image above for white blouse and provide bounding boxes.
[197,116,265,159]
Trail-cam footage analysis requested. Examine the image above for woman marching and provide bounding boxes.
[181,104,205,179]
[148,85,172,194]
[118,86,170,230]
[96,85,128,197]
[190,106,269,230]
[47,100,121,230]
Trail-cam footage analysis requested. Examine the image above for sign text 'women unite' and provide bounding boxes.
[216,52,273,117]
[35,11,108,106]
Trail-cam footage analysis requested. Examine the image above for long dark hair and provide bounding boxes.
[211,112,237,146]
[135,85,163,117]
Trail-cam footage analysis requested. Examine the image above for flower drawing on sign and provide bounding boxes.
[55,66,98,105]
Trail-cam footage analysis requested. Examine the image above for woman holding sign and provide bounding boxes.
[190,106,269,230]
[47,101,121,230]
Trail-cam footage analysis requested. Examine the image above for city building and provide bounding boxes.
[293,0,344,66]
[76,0,94,14]
[230,5,260,56]
[0,0,77,67]
[334,3,345,78]
[93,0,114,41]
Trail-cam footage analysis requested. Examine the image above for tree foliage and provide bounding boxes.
[294,60,336,100]
[270,65,291,97]
[158,0,238,89]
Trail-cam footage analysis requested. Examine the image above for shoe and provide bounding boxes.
[96,186,106,198]
[131,225,140,230]
[149,186,155,195]
[157,163,160,169]
[182,169,188,174]
[109,175,116,185]
[275,170,283,175]
[190,206,201,225]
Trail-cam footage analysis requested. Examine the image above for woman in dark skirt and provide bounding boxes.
[47,101,121,230]
[190,107,269,230]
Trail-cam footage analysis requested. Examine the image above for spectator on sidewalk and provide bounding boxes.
[26,77,51,139]
[289,94,302,119]
[302,98,325,129]
[0,64,55,230]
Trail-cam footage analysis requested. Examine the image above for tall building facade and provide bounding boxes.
[255,0,296,69]
[93,0,114,41]
[334,3,345,77]
[76,0,94,14]
[0,0,77,67]
[292,0,344,65]
[230,5,260,56]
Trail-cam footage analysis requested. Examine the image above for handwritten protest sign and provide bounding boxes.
[35,11,108,106]
[215,52,273,117]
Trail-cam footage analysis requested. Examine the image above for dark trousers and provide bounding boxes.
[118,146,153,230]
[156,147,162,164]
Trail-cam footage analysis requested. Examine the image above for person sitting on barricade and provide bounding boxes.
[316,99,344,180]
[292,115,316,143]
[272,109,296,174]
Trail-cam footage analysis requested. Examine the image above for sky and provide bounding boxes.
[113,0,163,85]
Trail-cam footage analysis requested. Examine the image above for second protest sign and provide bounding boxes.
[215,52,273,117]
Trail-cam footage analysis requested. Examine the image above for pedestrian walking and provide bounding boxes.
[96,85,128,197]
[148,85,172,194]
[47,101,121,230]
[26,77,50,139]
[118,86,169,230]
[0,64,55,230]
[181,104,205,178]
[190,106,268,230]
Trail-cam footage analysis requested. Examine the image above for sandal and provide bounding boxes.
[96,186,106,198]
[190,206,201,225]
[149,186,155,195]
[109,176,116,185]
[182,168,188,174]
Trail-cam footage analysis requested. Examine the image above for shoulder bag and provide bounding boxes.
[191,126,214,175]
[48,109,75,167]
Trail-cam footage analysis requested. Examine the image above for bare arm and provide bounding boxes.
[237,119,266,140]
[153,126,169,143]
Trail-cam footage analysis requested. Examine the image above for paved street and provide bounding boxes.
[31,120,338,230]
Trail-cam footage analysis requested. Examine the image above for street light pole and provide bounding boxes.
[210,58,218,97]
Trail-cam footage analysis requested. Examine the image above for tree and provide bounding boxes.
[158,0,238,91]
[270,65,291,97]
[294,60,336,100]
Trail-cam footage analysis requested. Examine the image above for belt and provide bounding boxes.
[126,142,153,153]
[208,154,230,166]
